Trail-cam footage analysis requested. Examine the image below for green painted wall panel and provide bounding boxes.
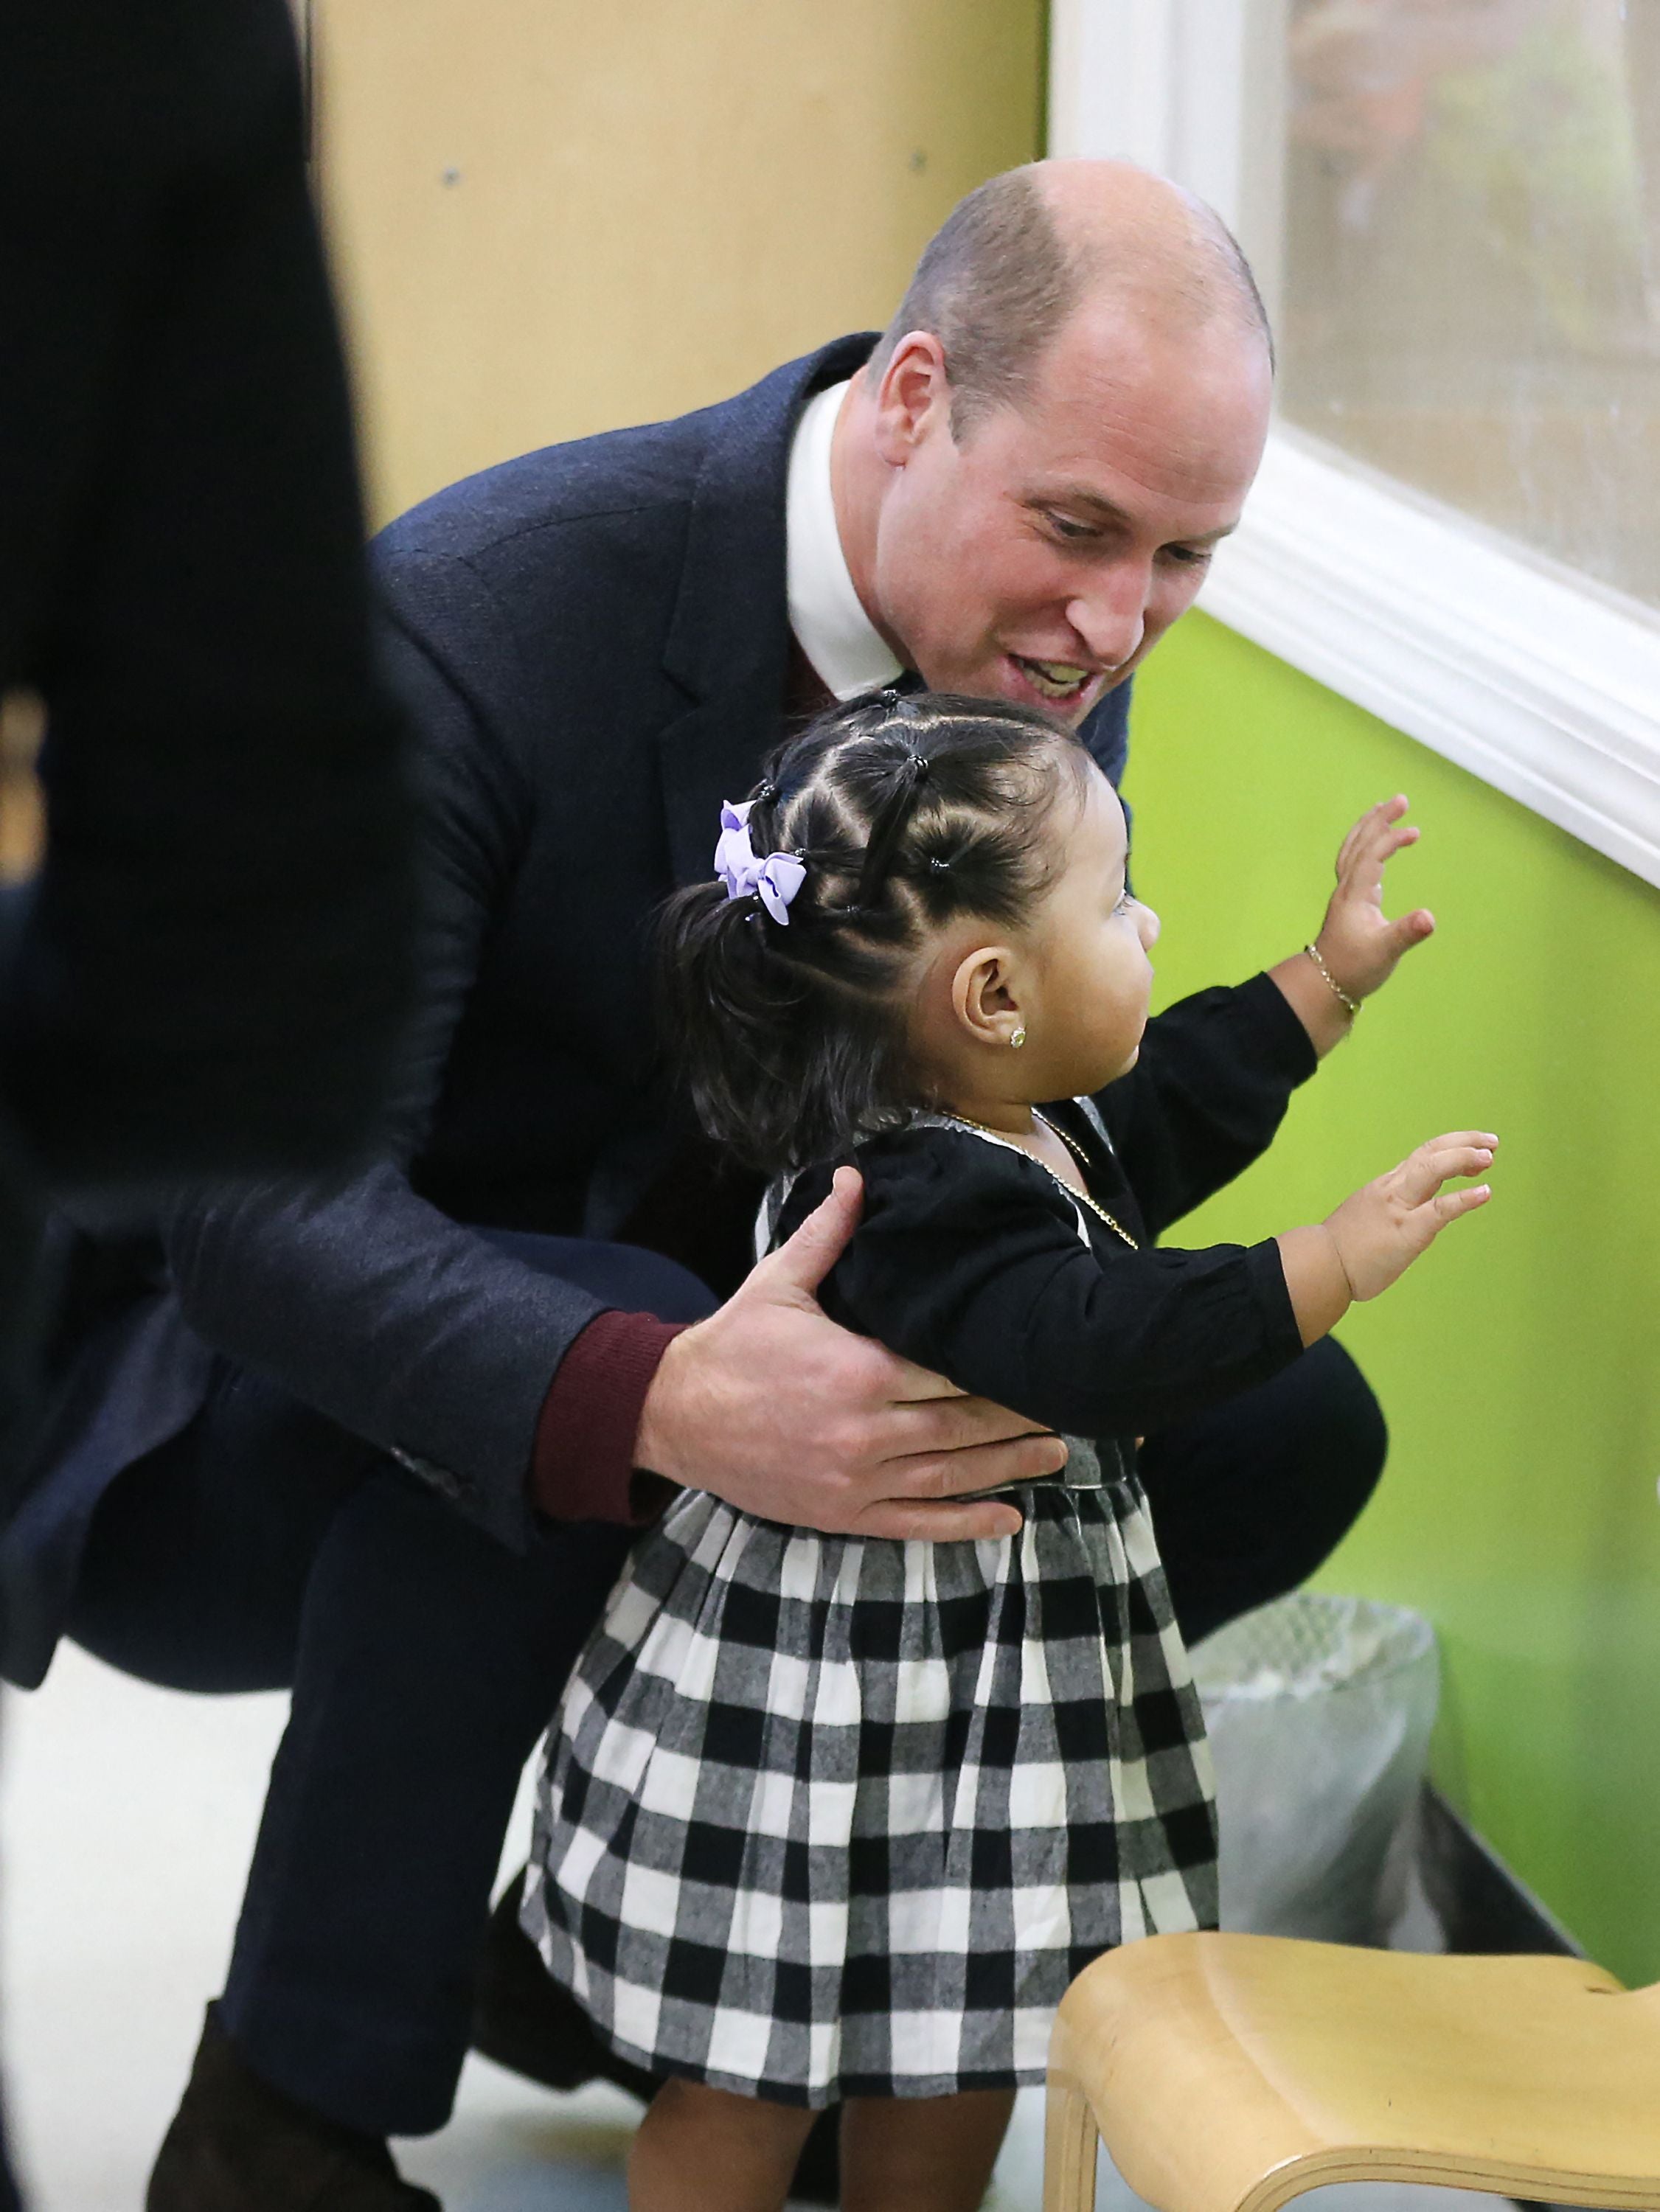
[1128,613,1660,1981]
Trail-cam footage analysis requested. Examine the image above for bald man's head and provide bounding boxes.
[832,158,1271,723]
[867,159,1272,440]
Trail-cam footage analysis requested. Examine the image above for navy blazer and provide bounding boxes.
[2,335,1131,1681]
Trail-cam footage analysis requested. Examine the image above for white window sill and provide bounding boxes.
[1203,431,1660,889]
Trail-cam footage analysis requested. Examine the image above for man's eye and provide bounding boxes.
[1163,543,1213,568]
[1046,512,1100,543]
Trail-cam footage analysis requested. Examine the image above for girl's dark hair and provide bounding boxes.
[656,689,1094,1174]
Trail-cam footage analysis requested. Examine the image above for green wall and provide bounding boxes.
[1128,613,1660,1983]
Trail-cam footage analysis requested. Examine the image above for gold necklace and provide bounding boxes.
[941,1110,1139,1251]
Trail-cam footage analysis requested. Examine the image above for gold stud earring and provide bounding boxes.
[1010,1026,1027,1049]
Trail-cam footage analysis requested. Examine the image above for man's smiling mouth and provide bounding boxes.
[1009,654,1095,703]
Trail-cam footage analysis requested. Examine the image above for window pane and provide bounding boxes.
[1271,0,1660,613]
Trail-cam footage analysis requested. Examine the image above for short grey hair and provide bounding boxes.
[867,167,1272,440]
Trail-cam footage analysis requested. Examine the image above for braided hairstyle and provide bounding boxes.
[656,689,1094,1173]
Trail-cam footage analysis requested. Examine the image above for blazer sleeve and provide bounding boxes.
[157,599,608,1553]
[1091,973,1318,1239]
[813,1130,1304,1439]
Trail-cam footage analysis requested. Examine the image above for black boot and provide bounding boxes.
[471,1875,658,2104]
[473,1873,842,2204]
[147,2006,441,2211]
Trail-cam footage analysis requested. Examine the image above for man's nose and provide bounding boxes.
[1067,560,1149,671]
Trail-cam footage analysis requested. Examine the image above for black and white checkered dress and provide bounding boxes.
[522,1110,1223,2108]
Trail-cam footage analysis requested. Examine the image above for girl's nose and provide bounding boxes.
[1136,901,1161,950]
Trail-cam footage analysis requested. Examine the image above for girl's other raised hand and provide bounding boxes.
[1323,1130,1497,1301]
[1316,794,1436,1004]
[1268,795,1436,1055]
[1277,1131,1498,1344]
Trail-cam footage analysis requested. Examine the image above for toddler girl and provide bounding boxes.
[523,690,1494,2212]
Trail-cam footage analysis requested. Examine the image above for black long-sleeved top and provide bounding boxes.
[780,973,1317,1451]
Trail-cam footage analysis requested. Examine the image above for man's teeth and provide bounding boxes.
[1018,657,1091,698]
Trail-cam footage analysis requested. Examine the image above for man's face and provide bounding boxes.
[865,303,1271,725]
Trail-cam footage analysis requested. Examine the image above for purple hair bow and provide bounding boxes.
[714,800,807,925]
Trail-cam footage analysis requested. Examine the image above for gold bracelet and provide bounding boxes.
[1305,942,1361,1016]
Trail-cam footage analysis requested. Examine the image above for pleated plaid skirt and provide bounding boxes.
[522,1472,1217,2107]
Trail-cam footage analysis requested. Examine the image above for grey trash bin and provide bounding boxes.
[1190,1591,1440,1945]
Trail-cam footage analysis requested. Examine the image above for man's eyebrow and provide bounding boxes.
[1026,487,1240,545]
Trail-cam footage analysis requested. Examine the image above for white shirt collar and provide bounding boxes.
[785,380,903,700]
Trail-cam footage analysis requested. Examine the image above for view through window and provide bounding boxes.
[1265,0,1660,614]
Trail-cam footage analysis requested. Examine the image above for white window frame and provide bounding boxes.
[1049,0,1660,888]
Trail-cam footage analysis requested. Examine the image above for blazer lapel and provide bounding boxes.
[656,335,875,888]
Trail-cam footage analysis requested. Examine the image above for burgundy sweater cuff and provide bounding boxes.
[530,1310,687,1525]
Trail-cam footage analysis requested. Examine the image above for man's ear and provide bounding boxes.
[951,945,1023,1049]
[872,331,952,467]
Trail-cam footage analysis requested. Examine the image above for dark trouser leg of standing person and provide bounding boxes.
[58,1238,712,2206]
[1138,1336,1389,1648]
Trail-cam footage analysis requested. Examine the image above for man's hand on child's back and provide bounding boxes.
[632,1167,1059,1537]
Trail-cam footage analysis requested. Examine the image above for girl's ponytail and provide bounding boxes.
[654,876,897,1173]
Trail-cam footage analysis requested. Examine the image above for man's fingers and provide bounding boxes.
[852,1499,1024,1543]
[876,1395,1061,1461]
[762,1165,865,1298]
[882,1430,1071,1499]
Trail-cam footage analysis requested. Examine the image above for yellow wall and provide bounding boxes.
[1131,613,1660,1981]
[311,0,1046,524]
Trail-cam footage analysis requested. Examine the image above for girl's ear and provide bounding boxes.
[950,945,1023,1049]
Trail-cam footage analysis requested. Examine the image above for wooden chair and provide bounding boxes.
[1043,1930,1660,2212]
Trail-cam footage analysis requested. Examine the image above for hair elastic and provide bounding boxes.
[849,751,931,914]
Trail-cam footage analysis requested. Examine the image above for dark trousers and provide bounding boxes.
[63,1234,1384,2137]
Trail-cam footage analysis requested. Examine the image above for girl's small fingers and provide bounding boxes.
[1431,1183,1492,1224]
[1395,1135,1496,1204]
[1428,1144,1496,1181]
[1338,801,1384,859]
[1386,908,1436,953]
[1361,821,1419,874]
[1339,817,1418,899]
[1357,795,1409,844]
[1336,797,1395,871]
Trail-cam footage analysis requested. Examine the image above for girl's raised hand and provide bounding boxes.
[1324,1130,1497,1301]
[1315,795,1436,1004]
[1277,1130,1497,1343]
